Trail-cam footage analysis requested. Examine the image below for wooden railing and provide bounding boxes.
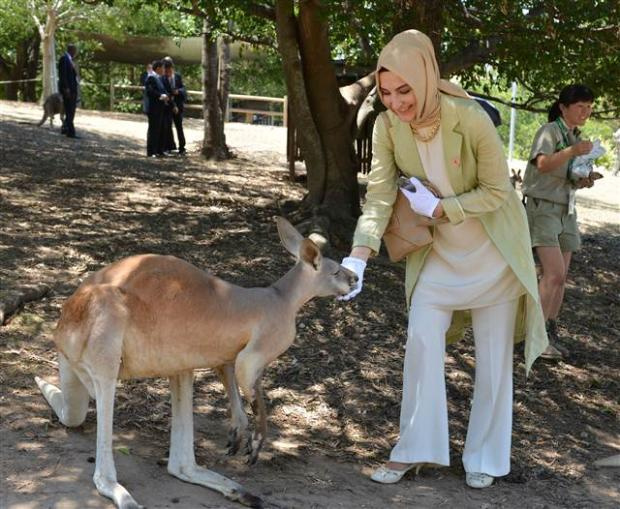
[107,83,287,126]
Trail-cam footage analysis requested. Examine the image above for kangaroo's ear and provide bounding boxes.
[299,238,322,270]
[276,216,304,257]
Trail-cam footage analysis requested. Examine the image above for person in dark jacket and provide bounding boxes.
[144,60,170,157]
[140,63,153,115]
[58,44,80,138]
[160,60,176,154]
[163,57,187,154]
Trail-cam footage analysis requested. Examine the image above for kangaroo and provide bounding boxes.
[35,217,357,509]
[37,93,65,127]
[510,168,523,189]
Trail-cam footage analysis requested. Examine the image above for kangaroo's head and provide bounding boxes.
[276,217,358,298]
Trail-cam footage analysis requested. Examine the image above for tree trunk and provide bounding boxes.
[393,0,444,64]
[275,0,326,204]
[23,31,41,102]
[218,33,231,121]
[39,7,59,101]
[297,0,361,243]
[5,43,23,100]
[2,31,40,101]
[201,19,230,160]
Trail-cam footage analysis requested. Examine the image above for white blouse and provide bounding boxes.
[411,128,525,310]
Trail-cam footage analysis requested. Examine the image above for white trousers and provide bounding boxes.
[389,298,519,476]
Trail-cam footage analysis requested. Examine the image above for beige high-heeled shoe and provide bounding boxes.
[465,472,494,488]
[370,463,426,484]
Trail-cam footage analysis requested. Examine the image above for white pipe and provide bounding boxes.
[508,82,517,163]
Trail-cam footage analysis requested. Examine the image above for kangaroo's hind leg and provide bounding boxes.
[35,353,89,427]
[90,362,142,509]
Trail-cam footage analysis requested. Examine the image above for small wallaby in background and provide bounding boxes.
[510,169,523,189]
[37,93,65,127]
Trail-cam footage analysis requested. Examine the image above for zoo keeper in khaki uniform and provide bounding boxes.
[338,30,548,490]
[521,84,597,360]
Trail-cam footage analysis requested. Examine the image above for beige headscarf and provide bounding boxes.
[376,30,470,130]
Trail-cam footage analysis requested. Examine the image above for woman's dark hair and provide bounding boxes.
[548,84,595,122]
[151,60,163,71]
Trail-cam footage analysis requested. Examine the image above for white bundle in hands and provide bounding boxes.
[571,140,606,180]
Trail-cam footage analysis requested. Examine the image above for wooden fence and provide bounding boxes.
[286,103,376,179]
[107,83,287,126]
[2,78,374,180]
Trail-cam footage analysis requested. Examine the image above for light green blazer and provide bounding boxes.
[353,94,548,374]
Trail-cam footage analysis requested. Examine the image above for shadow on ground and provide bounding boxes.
[1,105,618,508]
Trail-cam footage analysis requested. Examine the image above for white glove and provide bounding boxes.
[337,257,366,301]
[400,176,440,218]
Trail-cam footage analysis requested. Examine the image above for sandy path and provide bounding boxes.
[1,100,618,509]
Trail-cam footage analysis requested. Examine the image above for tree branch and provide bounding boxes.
[221,30,275,48]
[29,0,44,35]
[441,36,501,76]
[244,2,276,21]
[343,0,373,59]
[340,72,375,106]
[468,91,548,114]
[454,0,483,26]
[188,0,207,17]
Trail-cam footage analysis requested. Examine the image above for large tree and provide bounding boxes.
[34,0,620,242]
[29,0,88,100]
[192,0,620,244]
[0,0,40,101]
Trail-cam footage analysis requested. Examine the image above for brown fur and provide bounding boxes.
[37,219,357,508]
[37,93,65,127]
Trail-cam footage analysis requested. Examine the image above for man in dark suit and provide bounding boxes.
[144,60,170,157]
[163,57,187,154]
[160,60,176,154]
[58,43,79,138]
[140,63,153,115]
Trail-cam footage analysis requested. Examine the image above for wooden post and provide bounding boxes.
[109,81,115,111]
[287,113,296,181]
[283,96,288,127]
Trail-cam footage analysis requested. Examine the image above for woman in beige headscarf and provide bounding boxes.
[339,30,547,489]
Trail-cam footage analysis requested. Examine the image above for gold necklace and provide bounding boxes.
[410,115,441,142]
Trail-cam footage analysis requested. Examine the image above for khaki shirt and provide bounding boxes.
[522,119,580,204]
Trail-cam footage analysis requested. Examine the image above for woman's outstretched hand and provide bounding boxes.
[401,176,441,217]
[338,257,367,301]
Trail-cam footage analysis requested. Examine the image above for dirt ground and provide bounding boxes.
[0,100,618,509]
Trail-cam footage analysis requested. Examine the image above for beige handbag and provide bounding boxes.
[378,112,436,262]
[383,189,433,262]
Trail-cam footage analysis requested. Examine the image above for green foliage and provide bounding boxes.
[230,51,286,98]
[0,0,32,50]
[0,0,38,79]
[441,0,620,117]
[77,0,201,38]
[480,83,617,169]
[4,0,618,123]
